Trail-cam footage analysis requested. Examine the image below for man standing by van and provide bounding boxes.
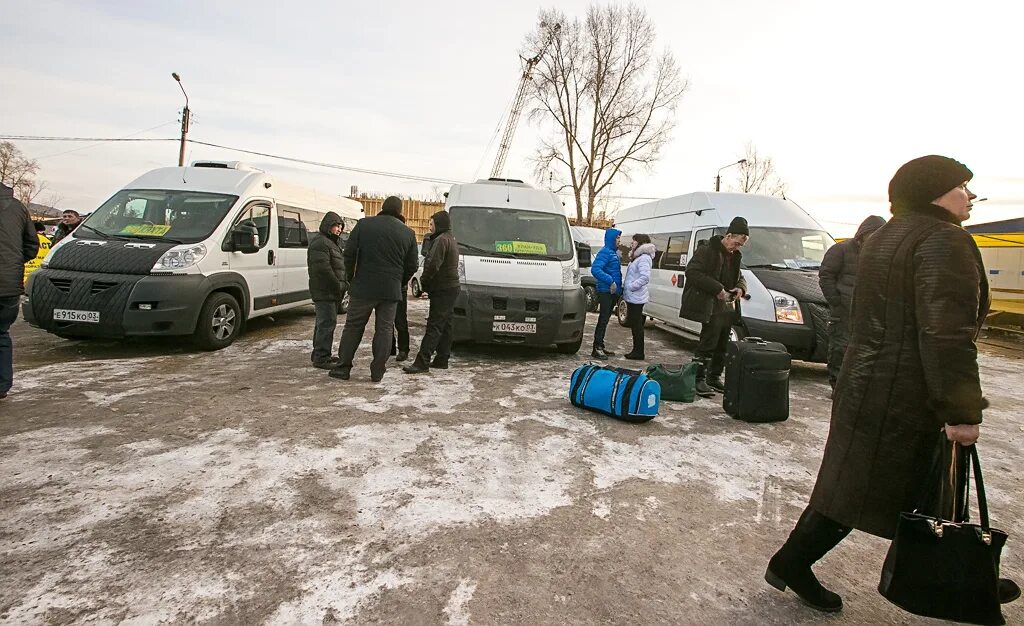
[1,182,40,400]
[590,228,623,359]
[818,215,885,392]
[51,209,83,245]
[330,196,418,382]
[679,217,749,396]
[307,213,347,369]
[404,211,460,374]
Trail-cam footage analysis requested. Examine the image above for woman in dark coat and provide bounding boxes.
[765,155,1019,612]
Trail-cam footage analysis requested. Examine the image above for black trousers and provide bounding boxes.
[416,286,460,363]
[626,302,645,356]
[311,300,339,363]
[337,296,399,377]
[592,292,617,350]
[695,312,733,377]
[391,288,410,354]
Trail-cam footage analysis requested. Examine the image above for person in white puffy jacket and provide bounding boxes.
[622,234,656,360]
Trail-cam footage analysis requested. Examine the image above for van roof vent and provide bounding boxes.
[190,160,263,172]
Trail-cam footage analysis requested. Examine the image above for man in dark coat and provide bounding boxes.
[818,215,886,390]
[307,212,347,369]
[766,155,1019,613]
[679,217,749,396]
[404,210,460,374]
[1,182,40,400]
[51,209,82,245]
[330,196,418,382]
[390,215,411,362]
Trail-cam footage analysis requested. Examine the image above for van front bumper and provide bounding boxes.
[453,284,586,347]
[25,269,206,338]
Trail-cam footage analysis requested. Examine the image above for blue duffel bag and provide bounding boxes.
[569,363,661,423]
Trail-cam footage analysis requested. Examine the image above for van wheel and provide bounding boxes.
[615,298,629,326]
[556,336,583,354]
[193,292,242,350]
[339,290,350,314]
[730,325,746,341]
[584,286,598,313]
[411,279,423,298]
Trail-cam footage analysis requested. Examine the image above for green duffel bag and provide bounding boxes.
[646,362,698,403]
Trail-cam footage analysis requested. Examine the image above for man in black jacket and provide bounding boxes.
[817,215,885,391]
[679,216,749,396]
[51,209,82,245]
[404,211,460,374]
[1,182,40,400]
[307,212,347,369]
[330,196,418,382]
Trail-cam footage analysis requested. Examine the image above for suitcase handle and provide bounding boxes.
[742,337,768,344]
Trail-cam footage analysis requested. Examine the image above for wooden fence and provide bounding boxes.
[353,196,445,241]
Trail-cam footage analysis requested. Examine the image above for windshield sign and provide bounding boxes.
[450,206,573,260]
[82,189,239,243]
[742,227,835,269]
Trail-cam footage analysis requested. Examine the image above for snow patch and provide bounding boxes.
[443,579,478,626]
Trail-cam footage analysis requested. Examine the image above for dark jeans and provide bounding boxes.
[311,300,338,364]
[336,297,399,377]
[416,286,459,363]
[695,312,733,377]
[0,296,19,395]
[826,313,850,388]
[391,289,410,354]
[592,292,618,350]
[626,302,645,356]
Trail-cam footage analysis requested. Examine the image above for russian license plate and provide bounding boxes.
[53,309,100,323]
[493,321,536,334]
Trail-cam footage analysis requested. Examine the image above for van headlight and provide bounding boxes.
[153,243,207,271]
[562,260,580,286]
[768,289,803,324]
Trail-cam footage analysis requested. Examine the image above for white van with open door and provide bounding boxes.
[613,192,835,362]
[24,161,362,349]
[444,178,588,353]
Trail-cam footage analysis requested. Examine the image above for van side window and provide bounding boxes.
[617,233,632,266]
[660,232,692,270]
[693,228,721,254]
[232,203,271,248]
[649,234,668,267]
[278,208,309,248]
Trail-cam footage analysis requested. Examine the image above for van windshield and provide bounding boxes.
[741,227,835,269]
[450,206,574,261]
[81,189,239,243]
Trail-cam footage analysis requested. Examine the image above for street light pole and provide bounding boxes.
[172,72,190,167]
[715,158,748,192]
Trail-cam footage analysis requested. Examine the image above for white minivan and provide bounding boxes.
[443,178,588,353]
[613,192,836,362]
[24,161,362,349]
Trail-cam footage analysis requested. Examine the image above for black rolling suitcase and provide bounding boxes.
[723,337,791,422]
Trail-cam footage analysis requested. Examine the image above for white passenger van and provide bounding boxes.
[24,161,362,349]
[443,178,588,353]
[571,225,606,312]
[613,192,835,362]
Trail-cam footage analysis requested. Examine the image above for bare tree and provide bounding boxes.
[731,143,787,197]
[526,4,687,224]
[0,141,41,204]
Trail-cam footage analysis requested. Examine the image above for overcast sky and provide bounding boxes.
[2,0,1021,237]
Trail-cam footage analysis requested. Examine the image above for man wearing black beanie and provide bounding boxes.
[330,196,419,382]
[404,210,461,374]
[679,216,750,395]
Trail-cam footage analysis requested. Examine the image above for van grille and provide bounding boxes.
[91,280,118,295]
[50,277,72,293]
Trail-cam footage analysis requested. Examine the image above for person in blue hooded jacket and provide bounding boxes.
[589,227,622,359]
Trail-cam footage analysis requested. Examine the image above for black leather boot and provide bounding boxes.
[1001,578,1021,604]
[765,507,851,612]
[693,359,715,398]
[705,372,725,393]
[403,354,430,374]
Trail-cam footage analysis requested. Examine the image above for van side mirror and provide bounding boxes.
[575,241,592,267]
[230,223,260,254]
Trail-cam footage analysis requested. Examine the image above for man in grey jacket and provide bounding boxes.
[1,182,40,400]
[330,197,418,382]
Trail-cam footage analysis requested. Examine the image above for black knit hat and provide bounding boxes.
[727,216,749,236]
[381,196,403,217]
[888,155,972,210]
[431,210,451,232]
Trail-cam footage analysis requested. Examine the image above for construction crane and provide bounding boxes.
[490,21,561,180]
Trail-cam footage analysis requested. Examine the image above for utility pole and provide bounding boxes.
[490,22,560,179]
[715,159,747,192]
[172,72,190,167]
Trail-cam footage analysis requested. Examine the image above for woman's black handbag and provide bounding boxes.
[878,444,1008,625]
